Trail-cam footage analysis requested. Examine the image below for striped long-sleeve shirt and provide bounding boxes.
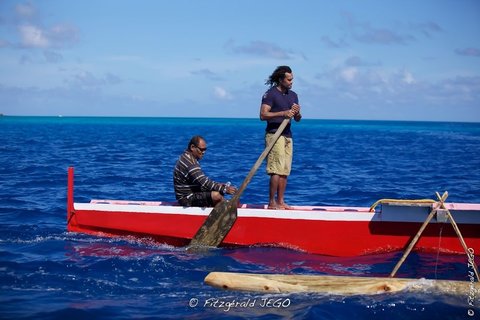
[173,150,224,201]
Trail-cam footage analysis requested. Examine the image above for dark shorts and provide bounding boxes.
[178,192,213,207]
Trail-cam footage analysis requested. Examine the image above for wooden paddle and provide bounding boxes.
[189,118,290,248]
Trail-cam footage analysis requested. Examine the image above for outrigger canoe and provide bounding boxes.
[67,167,480,257]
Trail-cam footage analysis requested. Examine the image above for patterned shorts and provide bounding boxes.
[265,134,293,176]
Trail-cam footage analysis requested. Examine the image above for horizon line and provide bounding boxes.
[1,114,479,124]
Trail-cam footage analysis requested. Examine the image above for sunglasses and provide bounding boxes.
[194,145,207,152]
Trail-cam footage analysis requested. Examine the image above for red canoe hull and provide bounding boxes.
[67,203,480,257]
[67,168,480,257]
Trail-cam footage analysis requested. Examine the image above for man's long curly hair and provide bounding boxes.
[265,66,292,87]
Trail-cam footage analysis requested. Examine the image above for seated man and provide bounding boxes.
[173,135,236,207]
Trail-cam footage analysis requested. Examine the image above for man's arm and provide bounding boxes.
[189,163,223,193]
[260,104,295,121]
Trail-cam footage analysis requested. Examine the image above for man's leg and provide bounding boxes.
[277,137,293,209]
[276,175,289,208]
[266,134,284,209]
[268,174,279,208]
[189,192,219,207]
[210,191,223,206]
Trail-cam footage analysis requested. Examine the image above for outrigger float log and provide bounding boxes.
[204,272,480,296]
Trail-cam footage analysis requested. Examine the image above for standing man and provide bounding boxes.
[260,66,302,210]
[173,135,236,207]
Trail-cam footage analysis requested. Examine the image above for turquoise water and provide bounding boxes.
[1,116,479,319]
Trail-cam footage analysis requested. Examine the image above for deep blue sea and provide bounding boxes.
[1,116,480,319]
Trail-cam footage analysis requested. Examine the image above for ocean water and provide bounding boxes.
[0,116,479,319]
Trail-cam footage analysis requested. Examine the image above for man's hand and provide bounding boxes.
[224,184,237,195]
[284,104,300,119]
[292,103,302,121]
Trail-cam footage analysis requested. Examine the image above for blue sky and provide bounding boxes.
[0,1,479,121]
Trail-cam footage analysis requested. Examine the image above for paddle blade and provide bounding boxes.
[189,200,238,248]
[188,118,290,250]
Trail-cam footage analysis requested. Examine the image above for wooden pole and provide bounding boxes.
[446,211,480,281]
[389,191,448,278]
[437,193,480,281]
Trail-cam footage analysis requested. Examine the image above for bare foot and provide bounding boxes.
[278,203,294,210]
[267,203,278,210]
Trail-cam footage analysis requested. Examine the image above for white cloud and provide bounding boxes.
[15,3,36,19]
[19,25,49,48]
[402,71,415,84]
[213,86,233,100]
[11,3,79,49]
[48,24,79,45]
[226,40,294,59]
[43,50,63,63]
[455,47,480,57]
[340,67,358,82]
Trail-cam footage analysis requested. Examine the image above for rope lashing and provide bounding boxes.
[369,198,436,212]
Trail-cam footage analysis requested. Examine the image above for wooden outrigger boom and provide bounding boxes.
[390,191,479,280]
